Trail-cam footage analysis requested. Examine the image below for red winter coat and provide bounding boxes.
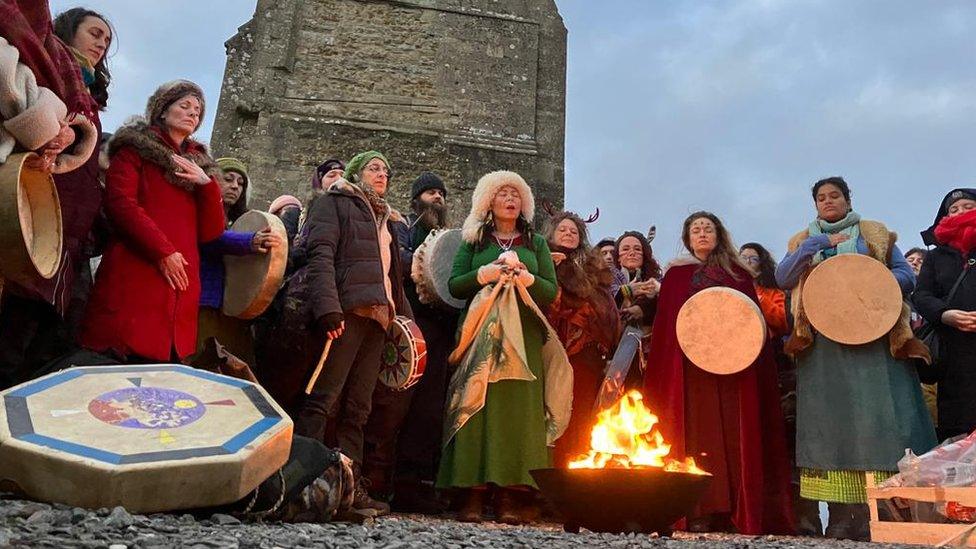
[81,123,225,361]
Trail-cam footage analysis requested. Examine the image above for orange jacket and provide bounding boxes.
[755,284,789,338]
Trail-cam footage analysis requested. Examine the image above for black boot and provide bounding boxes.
[825,502,870,541]
[795,496,824,536]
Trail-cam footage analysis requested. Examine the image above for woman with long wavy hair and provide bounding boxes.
[0,6,114,388]
[544,209,620,467]
[644,212,793,535]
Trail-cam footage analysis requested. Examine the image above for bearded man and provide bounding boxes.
[362,172,458,513]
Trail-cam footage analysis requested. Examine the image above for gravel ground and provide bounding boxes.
[0,498,924,548]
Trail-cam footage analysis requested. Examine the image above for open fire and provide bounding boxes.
[568,390,708,475]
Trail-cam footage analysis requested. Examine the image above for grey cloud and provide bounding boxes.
[47,0,976,262]
[560,0,976,261]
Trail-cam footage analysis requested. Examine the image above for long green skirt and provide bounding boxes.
[796,336,936,472]
[437,307,550,488]
[796,335,936,503]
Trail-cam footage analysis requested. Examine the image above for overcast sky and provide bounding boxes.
[50,0,976,259]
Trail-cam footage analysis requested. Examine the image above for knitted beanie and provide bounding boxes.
[344,150,391,183]
[216,157,248,182]
[145,80,205,131]
[269,194,302,215]
[945,190,976,211]
[411,171,447,200]
[317,159,344,178]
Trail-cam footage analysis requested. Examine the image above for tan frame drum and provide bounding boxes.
[676,286,767,375]
[0,152,63,286]
[801,254,902,345]
[222,210,288,319]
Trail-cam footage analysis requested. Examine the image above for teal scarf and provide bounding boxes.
[809,211,861,264]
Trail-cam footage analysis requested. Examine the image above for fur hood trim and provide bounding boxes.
[108,118,218,191]
[461,170,535,243]
[663,254,702,274]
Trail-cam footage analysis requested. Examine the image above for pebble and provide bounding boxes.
[211,513,241,526]
[103,506,134,529]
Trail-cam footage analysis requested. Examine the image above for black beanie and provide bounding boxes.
[411,172,447,200]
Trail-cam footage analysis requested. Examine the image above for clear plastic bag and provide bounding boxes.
[882,432,976,523]
[894,432,976,488]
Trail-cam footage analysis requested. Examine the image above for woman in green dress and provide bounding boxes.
[438,171,572,524]
[776,176,936,540]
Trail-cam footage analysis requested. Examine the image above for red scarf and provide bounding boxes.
[0,0,97,117]
[935,209,976,255]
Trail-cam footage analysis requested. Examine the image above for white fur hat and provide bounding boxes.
[461,170,535,243]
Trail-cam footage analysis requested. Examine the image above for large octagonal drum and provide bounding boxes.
[223,210,288,319]
[801,254,902,345]
[676,287,766,375]
[0,364,292,513]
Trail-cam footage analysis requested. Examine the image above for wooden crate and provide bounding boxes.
[866,473,976,547]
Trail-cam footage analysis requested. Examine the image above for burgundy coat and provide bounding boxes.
[81,124,225,361]
[643,262,793,535]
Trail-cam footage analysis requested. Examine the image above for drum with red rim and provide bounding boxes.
[379,316,427,391]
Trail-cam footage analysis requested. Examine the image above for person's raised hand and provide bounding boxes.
[251,227,282,253]
[171,155,210,185]
[827,233,850,247]
[477,263,505,285]
[621,305,644,322]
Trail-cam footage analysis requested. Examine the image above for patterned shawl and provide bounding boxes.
[444,272,573,446]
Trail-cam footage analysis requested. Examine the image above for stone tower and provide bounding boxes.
[212,0,567,221]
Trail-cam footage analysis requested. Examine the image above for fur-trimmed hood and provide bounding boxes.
[108,118,219,191]
[461,170,535,243]
[663,254,702,274]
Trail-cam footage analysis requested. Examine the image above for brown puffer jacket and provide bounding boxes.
[305,180,411,324]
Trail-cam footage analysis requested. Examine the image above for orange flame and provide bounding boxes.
[568,390,709,475]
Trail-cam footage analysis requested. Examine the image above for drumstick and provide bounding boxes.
[304,338,334,395]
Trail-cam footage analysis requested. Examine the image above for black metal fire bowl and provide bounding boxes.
[530,467,711,534]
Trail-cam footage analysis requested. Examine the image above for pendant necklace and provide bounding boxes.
[494,233,517,252]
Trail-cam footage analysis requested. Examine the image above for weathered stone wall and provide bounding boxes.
[212,0,566,223]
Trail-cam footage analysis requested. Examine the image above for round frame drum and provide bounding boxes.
[412,228,465,310]
[222,210,288,319]
[801,254,902,345]
[379,316,427,391]
[676,287,766,375]
[0,152,62,286]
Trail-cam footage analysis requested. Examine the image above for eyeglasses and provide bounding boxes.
[739,255,761,264]
[364,165,392,178]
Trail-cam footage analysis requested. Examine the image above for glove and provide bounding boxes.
[515,269,535,287]
[318,312,344,333]
[477,264,504,285]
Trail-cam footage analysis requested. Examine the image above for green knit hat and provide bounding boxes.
[344,150,391,184]
[216,157,248,182]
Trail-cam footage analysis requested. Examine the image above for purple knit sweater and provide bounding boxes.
[199,230,255,309]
